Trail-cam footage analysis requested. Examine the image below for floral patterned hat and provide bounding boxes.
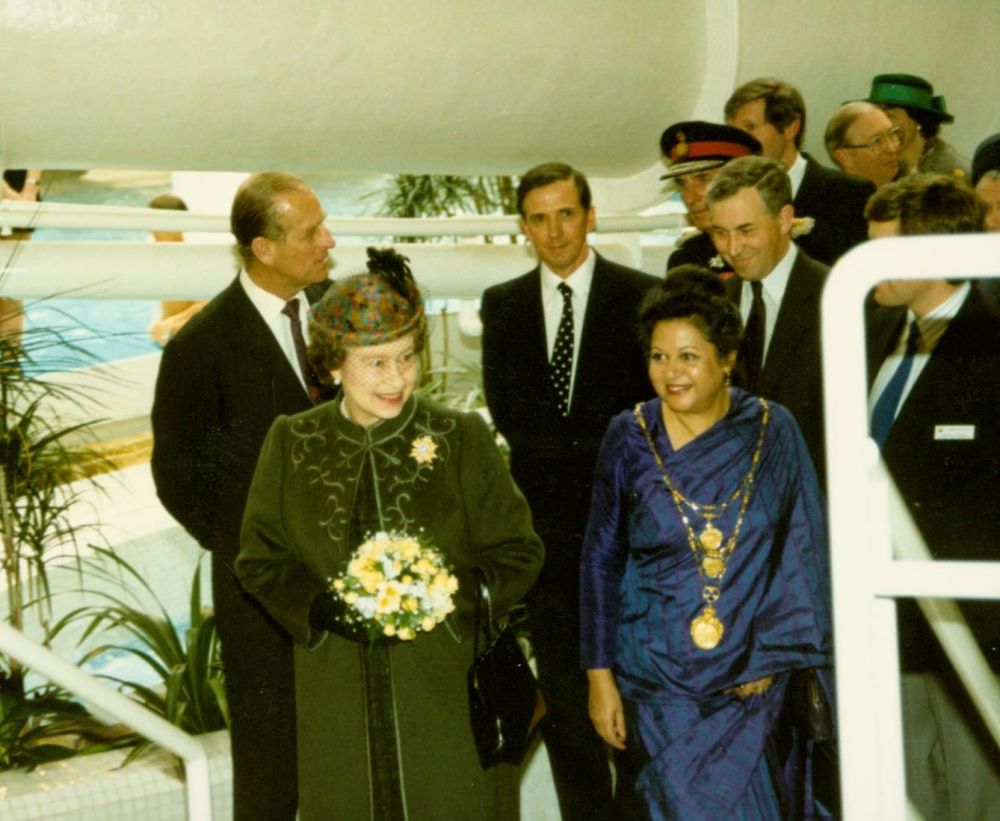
[310,247,426,349]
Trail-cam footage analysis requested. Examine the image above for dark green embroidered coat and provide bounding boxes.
[237,395,543,820]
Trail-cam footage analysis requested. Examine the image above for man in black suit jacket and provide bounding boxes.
[705,155,830,479]
[481,162,658,821]
[152,172,334,821]
[865,174,1000,819]
[725,77,875,266]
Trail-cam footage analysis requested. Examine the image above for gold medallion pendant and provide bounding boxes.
[699,525,723,551]
[690,606,724,649]
[702,556,724,578]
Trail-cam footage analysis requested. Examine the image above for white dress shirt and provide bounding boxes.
[738,244,797,362]
[787,151,807,199]
[239,269,312,391]
[868,282,970,423]
[540,249,595,407]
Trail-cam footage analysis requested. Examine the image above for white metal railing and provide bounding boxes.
[822,234,1000,820]
[0,621,212,819]
[0,197,686,236]
[0,198,680,300]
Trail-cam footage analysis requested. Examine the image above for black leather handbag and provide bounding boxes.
[791,667,833,742]
[467,575,542,769]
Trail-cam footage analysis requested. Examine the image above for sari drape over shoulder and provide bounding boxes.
[581,388,832,819]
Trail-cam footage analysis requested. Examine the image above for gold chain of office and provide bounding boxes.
[633,398,770,649]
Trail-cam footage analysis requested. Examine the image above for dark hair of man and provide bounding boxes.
[231,171,309,266]
[704,155,792,216]
[824,102,877,161]
[638,265,743,357]
[516,162,592,217]
[149,193,188,211]
[864,173,986,235]
[725,76,807,149]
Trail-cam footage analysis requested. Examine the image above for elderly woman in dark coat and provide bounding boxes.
[236,248,543,821]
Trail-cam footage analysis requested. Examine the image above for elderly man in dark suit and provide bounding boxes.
[705,155,830,479]
[725,76,875,266]
[865,173,1000,820]
[481,162,658,820]
[151,172,334,821]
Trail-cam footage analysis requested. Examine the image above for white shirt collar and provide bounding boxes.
[239,269,301,321]
[787,151,807,198]
[760,241,797,304]
[540,248,595,302]
[914,281,969,324]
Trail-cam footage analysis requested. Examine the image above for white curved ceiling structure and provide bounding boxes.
[2,0,999,211]
[1,1,725,178]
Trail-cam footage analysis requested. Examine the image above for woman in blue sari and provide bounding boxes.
[580,267,832,819]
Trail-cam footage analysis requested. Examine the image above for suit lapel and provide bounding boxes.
[890,288,978,436]
[515,268,555,398]
[761,254,816,382]
[228,279,312,406]
[572,255,612,410]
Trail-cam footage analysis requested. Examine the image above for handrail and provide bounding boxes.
[822,234,1000,820]
[886,473,1000,745]
[0,622,212,819]
[0,197,685,236]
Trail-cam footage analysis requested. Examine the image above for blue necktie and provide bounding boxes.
[871,322,921,450]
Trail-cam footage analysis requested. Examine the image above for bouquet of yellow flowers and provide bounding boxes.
[330,531,458,641]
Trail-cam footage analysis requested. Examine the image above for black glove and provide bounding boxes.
[308,591,400,645]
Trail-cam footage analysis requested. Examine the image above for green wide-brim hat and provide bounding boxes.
[866,73,954,123]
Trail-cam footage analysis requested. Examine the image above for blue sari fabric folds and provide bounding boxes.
[581,389,833,819]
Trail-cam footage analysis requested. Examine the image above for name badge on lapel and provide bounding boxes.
[934,424,975,441]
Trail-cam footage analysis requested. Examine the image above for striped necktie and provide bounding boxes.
[282,298,319,404]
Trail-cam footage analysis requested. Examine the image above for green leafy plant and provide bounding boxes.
[49,547,228,764]
[1,302,123,770]
[375,173,518,242]
[0,670,134,771]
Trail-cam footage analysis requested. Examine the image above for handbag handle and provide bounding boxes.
[472,569,495,657]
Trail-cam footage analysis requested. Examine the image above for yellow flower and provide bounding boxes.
[398,627,416,641]
[402,596,419,613]
[332,579,345,591]
[376,581,402,614]
[383,623,397,637]
[420,616,436,632]
[410,435,438,466]
[359,569,384,594]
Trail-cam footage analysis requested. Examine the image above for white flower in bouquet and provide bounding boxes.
[330,531,458,641]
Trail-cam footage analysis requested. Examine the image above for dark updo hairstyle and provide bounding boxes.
[308,247,428,389]
[639,265,743,358]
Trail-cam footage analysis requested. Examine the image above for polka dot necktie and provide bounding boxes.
[550,282,574,416]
